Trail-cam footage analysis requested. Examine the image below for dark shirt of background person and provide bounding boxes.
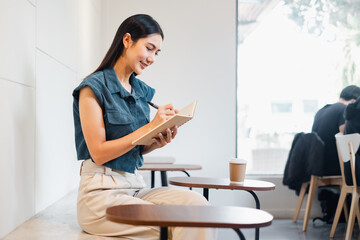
[312,85,360,176]
[344,97,360,134]
[343,96,360,184]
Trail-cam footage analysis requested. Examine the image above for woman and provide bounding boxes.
[72,14,216,239]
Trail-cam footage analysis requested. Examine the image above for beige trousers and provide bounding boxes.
[77,159,217,240]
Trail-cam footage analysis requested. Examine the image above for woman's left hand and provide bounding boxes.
[142,126,178,153]
[153,126,178,147]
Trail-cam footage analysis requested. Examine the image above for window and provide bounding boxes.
[237,0,360,174]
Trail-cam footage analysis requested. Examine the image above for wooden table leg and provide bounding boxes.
[160,227,168,240]
[161,171,168,186]
[151,171,155,188]
[203,188,209,200]
[246,190,260,240]
[182,170,190,177]
[182,171,192,190]
[246,190,260,209]
[233,228,246,240]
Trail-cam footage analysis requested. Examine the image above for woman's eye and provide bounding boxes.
[146,46,159,56]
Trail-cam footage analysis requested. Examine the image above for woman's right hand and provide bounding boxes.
[149,104,179,128]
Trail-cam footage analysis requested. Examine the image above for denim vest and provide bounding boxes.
[72,68,155,173]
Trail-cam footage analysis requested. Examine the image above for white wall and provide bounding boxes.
[0,0,103,237]
[102,0,237,181]
[0,0,36,237]
[35,0,80,213]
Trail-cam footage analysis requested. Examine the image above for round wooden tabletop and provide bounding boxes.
[139,163,202,171]
[106,204,273,229]
[169,177,275,191]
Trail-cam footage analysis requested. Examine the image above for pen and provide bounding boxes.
[147,101,159,109]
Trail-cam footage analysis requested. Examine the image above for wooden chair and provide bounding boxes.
[288,132,342,231]
[330,133,360,239]
[292,174,342,231]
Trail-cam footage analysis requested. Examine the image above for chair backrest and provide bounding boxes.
[335,133,360,186]
[349,141,358,187]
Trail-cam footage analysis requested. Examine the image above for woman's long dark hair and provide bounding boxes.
[92,14,164,74]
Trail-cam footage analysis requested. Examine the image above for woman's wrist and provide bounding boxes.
[141,142,158,154]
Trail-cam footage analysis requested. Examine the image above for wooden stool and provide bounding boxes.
[139,163,202,188]
[106,204,273,240]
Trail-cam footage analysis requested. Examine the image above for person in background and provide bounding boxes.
[344,96,360,134]
[312,85,360,176]
[72,14,216,240]
[343,96,360,184]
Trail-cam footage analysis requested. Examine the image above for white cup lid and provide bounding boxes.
[229,158,247,164]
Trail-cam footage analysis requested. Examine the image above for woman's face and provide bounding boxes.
[125,33,162,75]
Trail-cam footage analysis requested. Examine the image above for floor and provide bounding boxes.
[225,219,360,240]
[3,190,360,240]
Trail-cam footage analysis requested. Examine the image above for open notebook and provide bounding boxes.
[132,100,197,145]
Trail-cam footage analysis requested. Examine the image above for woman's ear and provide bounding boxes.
[123,33,132,49]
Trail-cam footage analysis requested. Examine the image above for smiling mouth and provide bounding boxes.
[140,62,148,69]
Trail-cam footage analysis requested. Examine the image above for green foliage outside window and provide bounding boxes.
[283,0,360,86]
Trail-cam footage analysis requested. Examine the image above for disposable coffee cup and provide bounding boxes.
[229,158,247,184]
